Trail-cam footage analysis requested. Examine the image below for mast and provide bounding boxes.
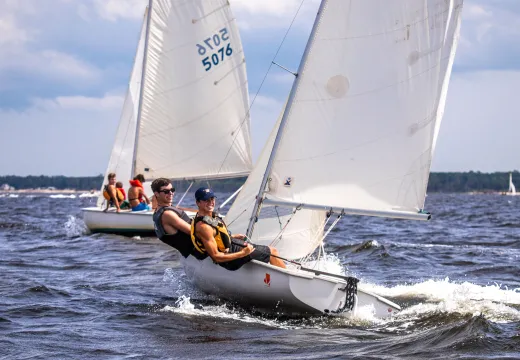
[245,0,329,239]
[131,0,153,178]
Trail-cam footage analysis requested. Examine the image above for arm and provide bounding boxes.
[162,210,191,235]
[176,206,199,212]
[196,222,253,263]
[108,185,120,212]
[140,188,150,204]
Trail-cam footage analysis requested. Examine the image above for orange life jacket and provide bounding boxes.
[103,185,124,202]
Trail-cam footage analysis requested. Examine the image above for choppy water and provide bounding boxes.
[0,193,519,359]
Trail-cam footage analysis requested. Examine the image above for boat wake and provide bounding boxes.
[160,265,520,331]
[362,277,520,324]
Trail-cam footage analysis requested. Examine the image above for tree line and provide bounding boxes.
[0,172,518,193]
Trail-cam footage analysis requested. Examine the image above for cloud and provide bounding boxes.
[232,0,319,31]
[0,93,124,176]
[31,93,123,111]
[456,1,520,71]
[92,0,146,21]
[0,14,31,45]
[0,49,101,84]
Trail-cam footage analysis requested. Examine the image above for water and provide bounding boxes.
[0,193,519,359]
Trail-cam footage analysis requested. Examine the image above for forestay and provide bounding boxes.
[264,0,463,216]
[97,9,149,207]
[134,0,252,181]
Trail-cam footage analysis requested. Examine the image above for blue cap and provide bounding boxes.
[195,187,216,201]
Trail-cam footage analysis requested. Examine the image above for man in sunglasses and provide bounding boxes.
[151,178,203,259]
[191,187,286,270]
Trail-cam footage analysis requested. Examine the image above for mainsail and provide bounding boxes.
[240,0,463,256]
[97,0,252,206]
[134,0,252,181]
[262,0,463,217]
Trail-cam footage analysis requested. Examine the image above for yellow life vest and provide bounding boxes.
[103,185,124,202]
[191,213,231,255]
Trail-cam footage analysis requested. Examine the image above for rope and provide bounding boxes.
[300,211,332,265]
[274,206,283,230]
[270,204,303,248]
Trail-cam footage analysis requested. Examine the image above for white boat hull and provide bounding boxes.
[82,207,198,235]
[82,207,155,235]
[182,256,400,318]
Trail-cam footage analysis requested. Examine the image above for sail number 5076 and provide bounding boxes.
[197,28,233,72]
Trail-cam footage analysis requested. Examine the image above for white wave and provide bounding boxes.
[300,253,345,275]
[361,278,520,323]
[79,192,99,198]
[161,296,295,329]
[8,194,19,198]
[50,194,76,199]
[64,215,88,237]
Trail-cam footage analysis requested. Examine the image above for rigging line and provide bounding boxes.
[237,237,358,283]
[214,0,308,177]
[299,211,332,264]
[270,204,302,248]
[225,197,256,226]
[274,206,283,230]
[306,212,343,267]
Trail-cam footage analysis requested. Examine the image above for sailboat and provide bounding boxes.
[83,0,252,234]
[182,0,464,317]
[506,172,516,196]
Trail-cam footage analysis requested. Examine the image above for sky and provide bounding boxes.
[0,0,519,176]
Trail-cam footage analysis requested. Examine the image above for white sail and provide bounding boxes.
[227,108,326,259]
[97,8,149,207]
[263,0,463,216]
[509,173,516,195]
[134,0,252,181]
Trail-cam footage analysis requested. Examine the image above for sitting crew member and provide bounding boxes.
[102,172,123,213]
[128,174,151,211]
[116,181,130,209]
[151,178,202,258]
[191,187,286,271]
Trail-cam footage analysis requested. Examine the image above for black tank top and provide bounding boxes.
[153,206,198,258]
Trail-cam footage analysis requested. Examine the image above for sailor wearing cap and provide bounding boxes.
[190,187,285,270]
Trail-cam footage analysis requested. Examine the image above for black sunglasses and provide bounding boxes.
[158,188,175,194]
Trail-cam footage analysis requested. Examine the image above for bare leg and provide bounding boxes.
[268,247,286,269]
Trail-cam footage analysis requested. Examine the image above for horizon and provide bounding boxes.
[2,170,520,178]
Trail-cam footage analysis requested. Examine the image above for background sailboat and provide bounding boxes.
[83,0,252,234]
[183,0,464,317]
[506,172,516,196]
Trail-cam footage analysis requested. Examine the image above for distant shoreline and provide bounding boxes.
[0,189,96,194]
